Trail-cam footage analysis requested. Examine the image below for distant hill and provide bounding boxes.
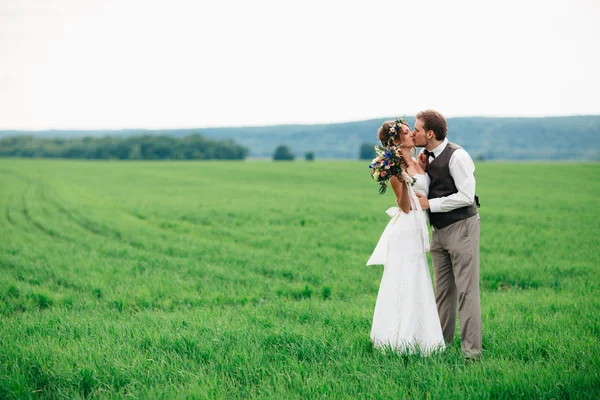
[2,115,599,160]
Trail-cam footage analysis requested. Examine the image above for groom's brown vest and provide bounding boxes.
[426,142,478,229]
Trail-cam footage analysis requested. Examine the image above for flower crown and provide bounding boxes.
[387,117,407,146]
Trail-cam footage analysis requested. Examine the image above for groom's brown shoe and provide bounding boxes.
[464,349,482,361]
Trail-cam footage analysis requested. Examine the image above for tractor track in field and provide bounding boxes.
[5,194,15,225]
[38,185,127,243]
[7,174,312,288]
[2,170,29,227]
[3,170,261,273]
[38,186,179,257]
[21,184,68,240]
[34,184,303,286]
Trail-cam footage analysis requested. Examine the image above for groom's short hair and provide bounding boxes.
[416,110,447,140]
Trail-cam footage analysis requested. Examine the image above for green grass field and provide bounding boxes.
[1,159,599,399]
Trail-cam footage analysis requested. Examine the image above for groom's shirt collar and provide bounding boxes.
[431,138,448,158]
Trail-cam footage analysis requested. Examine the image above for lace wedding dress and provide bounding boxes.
[367,174,445,355]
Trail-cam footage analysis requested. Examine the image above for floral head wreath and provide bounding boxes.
[387,117,407,146]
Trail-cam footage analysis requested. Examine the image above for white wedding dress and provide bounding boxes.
[367,174,445,355]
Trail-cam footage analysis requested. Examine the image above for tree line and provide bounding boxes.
[0,134,248,160]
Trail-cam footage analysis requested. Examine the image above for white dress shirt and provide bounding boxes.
[419,138,476,213]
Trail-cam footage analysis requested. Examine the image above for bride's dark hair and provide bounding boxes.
[377,120,409,147]
[377,120,413,171]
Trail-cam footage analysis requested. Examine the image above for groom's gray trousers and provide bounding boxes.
[430,214,482,356]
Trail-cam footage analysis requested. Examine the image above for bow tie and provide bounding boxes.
[423,150,436,159]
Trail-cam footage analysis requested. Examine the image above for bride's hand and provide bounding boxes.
[418,153,427,170]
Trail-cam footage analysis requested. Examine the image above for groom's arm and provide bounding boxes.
[428,149,476,213]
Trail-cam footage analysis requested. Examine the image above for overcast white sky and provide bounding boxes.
[1,0,599,130]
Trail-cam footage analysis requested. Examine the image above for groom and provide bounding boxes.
[412,110,482,360]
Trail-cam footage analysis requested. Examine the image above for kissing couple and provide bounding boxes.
[367,109,482,360]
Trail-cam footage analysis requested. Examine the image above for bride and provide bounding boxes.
[367,119,445,355]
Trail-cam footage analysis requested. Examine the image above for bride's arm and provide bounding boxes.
[390,175,411,214]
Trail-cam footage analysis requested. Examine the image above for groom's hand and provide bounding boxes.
[416,193,430,210]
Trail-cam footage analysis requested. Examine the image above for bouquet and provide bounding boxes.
[369,145,415,194]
